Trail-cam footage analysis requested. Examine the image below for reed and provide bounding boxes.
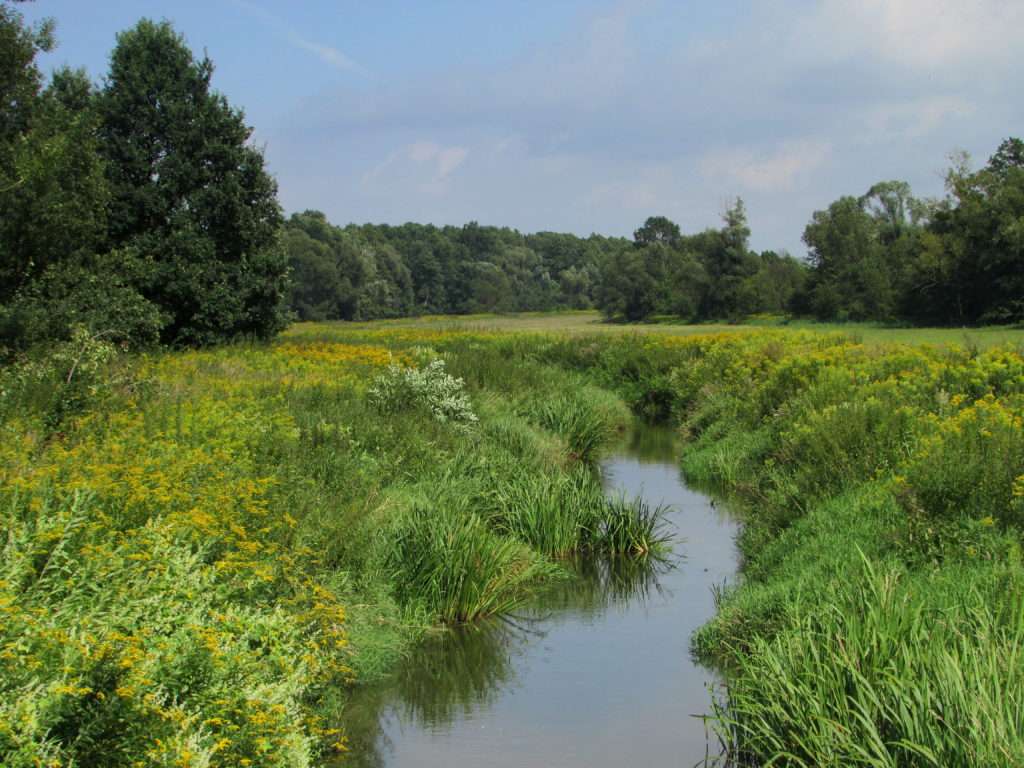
[713,555,1024,767]
[483,467,604,555]
[387,501,560,623]
[533,395,616,463]
[598,493,673,556]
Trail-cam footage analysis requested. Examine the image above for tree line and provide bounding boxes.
[284,198,809,323]
[2,2,1021,358]
[284,148,1024,326]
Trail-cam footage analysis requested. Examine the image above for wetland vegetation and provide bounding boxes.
[3,3,1024,765]
[4,321,1024,766]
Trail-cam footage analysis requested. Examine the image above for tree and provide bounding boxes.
[633,215,681,248]
[0,67,108,301]
[0,1,52,152]
[0,1,54,300]
[802,196,893,320]
[927,138,1024,323]
[858,180,925,243]
[987,137,1024,179]
[741,251,808,315]
[0,6,157,351]
[98,19,287,345]
[698,198,758,319]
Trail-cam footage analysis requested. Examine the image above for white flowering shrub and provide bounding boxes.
[368,359,478,427]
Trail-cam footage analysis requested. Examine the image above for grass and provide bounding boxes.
[387,499,560,623]
[715,555,1024,767]
[3,315,1023,766]
[287,310,1024,349]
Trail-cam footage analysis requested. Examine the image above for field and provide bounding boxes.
[2,314,1023,766]
[320,310,1024,349]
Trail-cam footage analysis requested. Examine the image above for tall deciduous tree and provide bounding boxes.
[801,195,894,320]
[99,19,287,345]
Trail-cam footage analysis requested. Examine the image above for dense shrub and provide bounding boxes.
[368,359,478,427]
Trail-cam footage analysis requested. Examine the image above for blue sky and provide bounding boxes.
[20,0,1024,255]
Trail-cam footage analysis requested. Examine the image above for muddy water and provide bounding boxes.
[343,426,740,767]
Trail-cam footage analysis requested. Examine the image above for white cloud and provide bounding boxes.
[362,141,469,193]
[436,146,470,179]
[700,140,833,192]
[861,95,976,142]
[229,0,367,76]
[797,0,1024,71]
[289,35,366,75]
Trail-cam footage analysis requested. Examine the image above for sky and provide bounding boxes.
[20,0,1024,256]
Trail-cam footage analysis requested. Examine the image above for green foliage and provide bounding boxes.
[714,556,1024,767]
[531,392,619,463]
[89,19,286,346]
[796,137,1024,325]
[801,195,893,320]
[483,467,606,556]
[598,494,671,556]
[1,12,288,350]
[0,249,165,353]
[0,491,319,768]
[633,215,682,247]
[0,2,52,148]
[0,68,108,305]
[900,394,1024,526]
[0,325,121,428]
[386,499,558,623]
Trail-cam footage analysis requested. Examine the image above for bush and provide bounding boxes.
[368,359,478,427]
[901,394,1024,526]
[0,325,121,427]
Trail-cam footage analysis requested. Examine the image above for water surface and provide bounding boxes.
[344,426,739,767]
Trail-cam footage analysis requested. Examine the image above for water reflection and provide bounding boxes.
[613,422,680,463]
[339,553,674,767]
[338,424,739,768]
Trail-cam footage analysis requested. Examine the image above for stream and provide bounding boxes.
[342,425,740,767]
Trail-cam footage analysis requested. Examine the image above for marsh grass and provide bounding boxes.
[714,555,1024,767]
[482,466,673,559]
[531,394,618,463]
[387,500,561,623]
[598,493,673,556]
[484,467,604,555]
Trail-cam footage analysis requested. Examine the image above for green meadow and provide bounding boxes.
[3,314,1023,765]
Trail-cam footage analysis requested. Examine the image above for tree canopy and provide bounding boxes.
[0,10,287,352]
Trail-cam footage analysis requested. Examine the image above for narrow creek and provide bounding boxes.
[342,425,740,767]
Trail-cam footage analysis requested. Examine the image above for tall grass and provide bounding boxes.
[531,392,621,463]
[599,493,672,556]
[387,500,560,623]
[714,555,1024,767]
[482,467,672,558]
[483,467,604,555]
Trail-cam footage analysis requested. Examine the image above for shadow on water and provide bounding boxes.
[337,422,740,768]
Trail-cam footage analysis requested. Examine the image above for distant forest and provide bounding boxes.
[288,139,1024,327]
[2,2,1022,359]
